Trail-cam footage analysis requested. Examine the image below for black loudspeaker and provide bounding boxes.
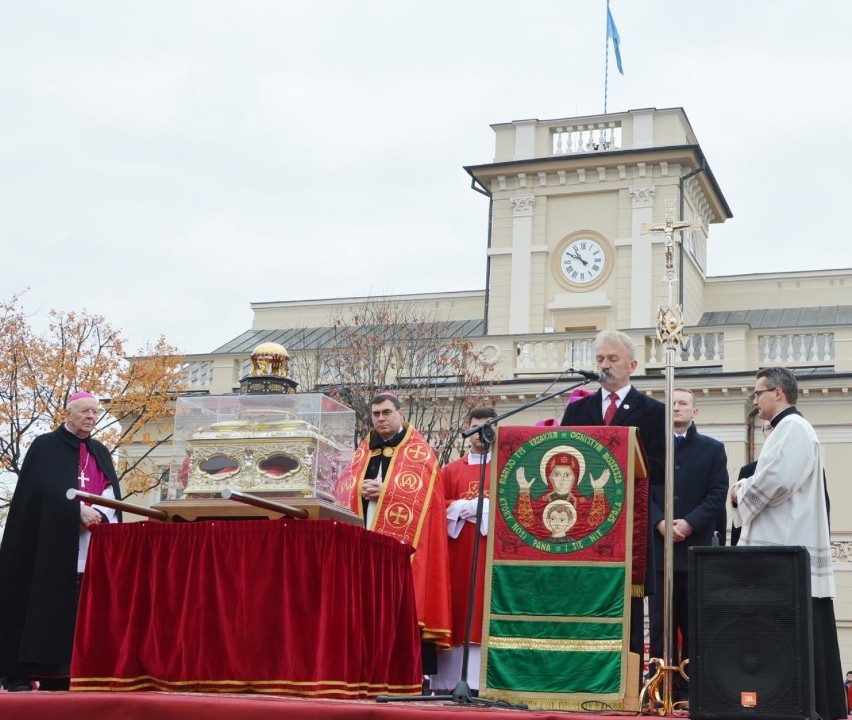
[688,546,815,720]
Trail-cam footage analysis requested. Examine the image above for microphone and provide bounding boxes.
[569,368,605,383]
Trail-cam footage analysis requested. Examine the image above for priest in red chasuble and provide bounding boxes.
[431,405,496,693]
[335,392,452,673]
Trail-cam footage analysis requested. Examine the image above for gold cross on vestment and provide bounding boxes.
[388,505,411,526]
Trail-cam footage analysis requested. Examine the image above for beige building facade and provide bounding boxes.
[178,107,852,668]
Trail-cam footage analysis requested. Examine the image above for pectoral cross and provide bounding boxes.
[78,469,89,490]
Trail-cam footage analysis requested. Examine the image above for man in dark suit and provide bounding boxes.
[560,329,665,675]
[648,388,728,699]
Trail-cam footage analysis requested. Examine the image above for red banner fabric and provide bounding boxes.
[71,519,422,698]
[492,426,648,590]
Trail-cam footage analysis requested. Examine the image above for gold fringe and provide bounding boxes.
[630,583,645,597]
[480,689,626,711]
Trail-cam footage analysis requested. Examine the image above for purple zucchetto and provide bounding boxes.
[66,391,96,406]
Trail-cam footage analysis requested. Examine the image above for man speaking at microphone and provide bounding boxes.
[560,329,665,679]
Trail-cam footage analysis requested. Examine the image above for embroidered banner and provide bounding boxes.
[480,425,647,710]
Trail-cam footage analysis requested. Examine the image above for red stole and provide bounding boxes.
[336,424,452,648]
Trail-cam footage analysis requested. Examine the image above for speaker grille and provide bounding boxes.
[689,546,814,720]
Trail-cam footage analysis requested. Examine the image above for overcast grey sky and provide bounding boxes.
[1,1,848,354]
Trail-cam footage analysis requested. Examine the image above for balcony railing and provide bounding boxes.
[759,333,834,364]
[514,329,836,376]
[647,332,724,365]
[551,123,622,156]
[516,337,597,374]
[183,328,839,391]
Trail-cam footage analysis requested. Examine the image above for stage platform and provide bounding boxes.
[0,690,664,719]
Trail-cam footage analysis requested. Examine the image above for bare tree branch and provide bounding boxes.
[0,295,184,514]
[289,297,495,464]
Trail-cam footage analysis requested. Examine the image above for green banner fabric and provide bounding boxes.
[489,564,624,618]
[480,426,644,710]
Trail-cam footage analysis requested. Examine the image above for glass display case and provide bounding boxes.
[166,393,355,503]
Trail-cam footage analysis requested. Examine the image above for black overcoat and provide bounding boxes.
[649,423,729,572]
[0,424,120,676]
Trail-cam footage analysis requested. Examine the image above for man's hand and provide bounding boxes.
[672,518,693,541]
[80,504,102,529]
[361,478,382,501]
[655,518,693,541]
[729,480,744,508]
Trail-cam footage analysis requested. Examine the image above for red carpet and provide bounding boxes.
[0,690,653,719]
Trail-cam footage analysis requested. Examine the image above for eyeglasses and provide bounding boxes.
[750,387,776,401]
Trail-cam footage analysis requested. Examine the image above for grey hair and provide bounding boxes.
[593,330,637,360]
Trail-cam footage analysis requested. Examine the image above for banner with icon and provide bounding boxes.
[479,425,648,710]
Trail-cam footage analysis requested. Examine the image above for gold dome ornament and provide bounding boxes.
[239,342,298,395]
[251,342,291,378]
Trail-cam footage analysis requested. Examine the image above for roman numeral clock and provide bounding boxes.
[552,231,614,291]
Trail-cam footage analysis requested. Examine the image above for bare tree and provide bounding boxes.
[289,297,495,464]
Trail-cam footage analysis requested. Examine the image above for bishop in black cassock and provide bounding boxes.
[0,391,121,690]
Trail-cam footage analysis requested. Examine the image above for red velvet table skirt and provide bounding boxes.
[71,519,422,698]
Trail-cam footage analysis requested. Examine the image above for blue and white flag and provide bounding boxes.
[607,4,624,75]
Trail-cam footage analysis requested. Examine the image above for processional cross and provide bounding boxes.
[638,199,697,714]
[641,200,697,350]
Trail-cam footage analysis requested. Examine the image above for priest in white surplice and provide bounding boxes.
[731,366,845,720]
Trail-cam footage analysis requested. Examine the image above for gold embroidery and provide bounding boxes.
[396,471,424,494]
[385,502,413,528]
[487,636,621,652]
[405,443,430,462]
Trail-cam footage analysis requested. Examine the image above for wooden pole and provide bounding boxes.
[221,488,309,520]
[66,488,169,521]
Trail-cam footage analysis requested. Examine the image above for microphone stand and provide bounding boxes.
[377,375,594,709]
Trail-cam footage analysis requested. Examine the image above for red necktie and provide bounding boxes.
[603,392,619,425]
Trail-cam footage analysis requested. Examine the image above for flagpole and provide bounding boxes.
[604,0,610,114]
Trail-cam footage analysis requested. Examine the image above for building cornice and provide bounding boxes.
[706,269,852,282]
[250,289,486,311]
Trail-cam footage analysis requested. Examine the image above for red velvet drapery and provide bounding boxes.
[71,519,422,698]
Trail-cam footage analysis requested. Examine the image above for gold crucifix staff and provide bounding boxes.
[639,199,696,715]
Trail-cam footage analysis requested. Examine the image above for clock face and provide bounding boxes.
[560,238,607,286]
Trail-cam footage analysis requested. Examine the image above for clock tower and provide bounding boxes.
[464,108,732,337]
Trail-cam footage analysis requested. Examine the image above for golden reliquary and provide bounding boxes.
[169,394,355,502]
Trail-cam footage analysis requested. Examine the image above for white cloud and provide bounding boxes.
[1,0,849,352]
